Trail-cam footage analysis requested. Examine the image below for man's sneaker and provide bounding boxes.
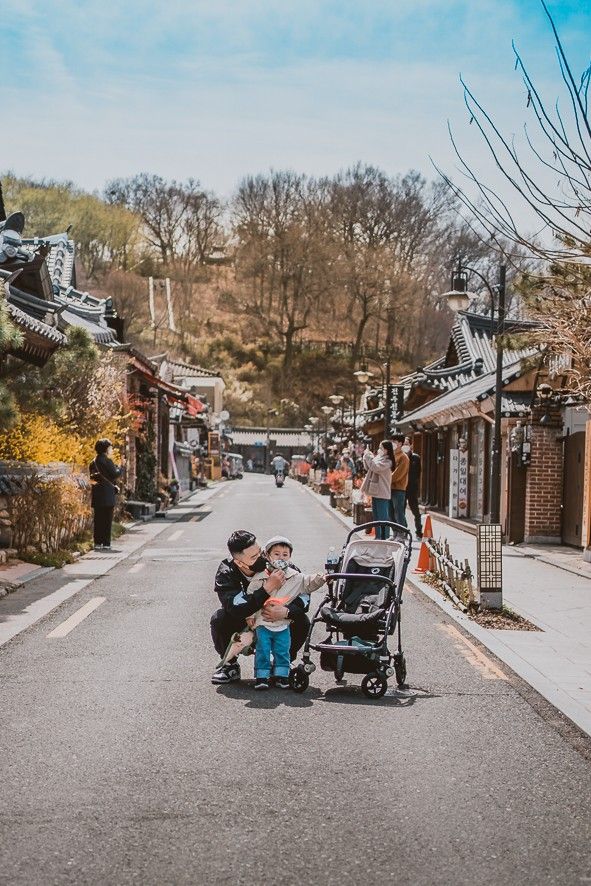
[211,662,241,684]
[276,677,290,690]
[254,677,270,690]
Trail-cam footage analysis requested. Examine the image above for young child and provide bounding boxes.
[248,535,325,690]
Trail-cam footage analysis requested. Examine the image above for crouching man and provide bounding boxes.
[210,530,311,684]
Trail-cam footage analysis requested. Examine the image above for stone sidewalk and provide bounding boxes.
[0,484,224,648]
[302,483,591,739]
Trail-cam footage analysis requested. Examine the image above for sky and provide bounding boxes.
[1,0,590,203]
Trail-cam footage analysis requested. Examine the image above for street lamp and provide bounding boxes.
[329,394,345,441]
[321,405,333,449]
[265,407,278,474]
[444,258,506,524]
[308,416,320,451]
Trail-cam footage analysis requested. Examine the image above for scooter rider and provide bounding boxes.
[271,453,289,477]
[210,530,311,684]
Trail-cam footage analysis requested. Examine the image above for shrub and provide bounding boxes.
[7,473,91,555]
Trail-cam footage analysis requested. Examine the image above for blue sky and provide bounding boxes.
[1,0,589,200]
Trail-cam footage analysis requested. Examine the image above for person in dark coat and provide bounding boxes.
[404,436,423,539]
[210,530,311,684]
[89,438,122,551]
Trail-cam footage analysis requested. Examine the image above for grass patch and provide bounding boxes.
[22,549,76,568]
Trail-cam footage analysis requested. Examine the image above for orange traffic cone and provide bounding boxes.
[423,513,433,539]
[413,537,431,574]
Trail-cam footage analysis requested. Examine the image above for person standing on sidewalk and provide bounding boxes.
[390,435,409,528]
[404,436,422,539]
[361,440,394,539]
[89,439,122,552]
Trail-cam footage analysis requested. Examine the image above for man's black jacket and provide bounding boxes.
[214,558,309,621]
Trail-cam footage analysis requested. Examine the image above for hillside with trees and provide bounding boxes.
[1,167,526,425]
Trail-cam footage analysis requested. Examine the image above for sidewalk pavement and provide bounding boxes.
[301,482,591,739]
[0,484,224,648]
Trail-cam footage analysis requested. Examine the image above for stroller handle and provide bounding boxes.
[346,521,413,545]
[325,572,397,590]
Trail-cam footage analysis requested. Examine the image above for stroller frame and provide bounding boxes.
[290,521,413,699]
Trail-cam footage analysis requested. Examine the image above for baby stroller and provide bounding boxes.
[289,521,412,699]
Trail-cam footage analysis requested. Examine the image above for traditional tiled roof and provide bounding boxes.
[4,299,67,366]
[27,233,76,291]
[2,219,119,346]
[398,358,532,428]
[407,312,537,394]
[155,356,220,380]
[6,300,66,345]
[230,427,314,448]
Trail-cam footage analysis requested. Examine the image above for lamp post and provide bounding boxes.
[443,259,506,524]
[352,368,371,448]
[321,405,333,450]
[329,394,345,447]
[308,416,319,452]
[265,407,278,474]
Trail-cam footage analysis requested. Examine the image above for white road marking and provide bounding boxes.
[47,597,106,639]
[169,529,184,541]
[128,562,145,574]
[438,623,508,681]
[0,579,94,648]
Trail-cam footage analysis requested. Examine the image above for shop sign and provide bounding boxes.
[449,448,459,518]
[458,448,469,518]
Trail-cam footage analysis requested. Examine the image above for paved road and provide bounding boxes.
[1,475,591,886]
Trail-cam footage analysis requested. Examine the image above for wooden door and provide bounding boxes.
[506,453,526,544]
[562,431,586,547]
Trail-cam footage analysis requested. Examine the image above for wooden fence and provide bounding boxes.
[424,538,476,612]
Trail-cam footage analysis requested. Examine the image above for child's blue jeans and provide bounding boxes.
[255,625,291,678]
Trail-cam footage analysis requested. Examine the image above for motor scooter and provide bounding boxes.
[275,470,285,488]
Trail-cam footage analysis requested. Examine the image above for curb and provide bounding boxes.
[302,480,591,738]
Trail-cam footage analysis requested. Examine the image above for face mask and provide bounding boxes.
[269,558,290,572]
[402,445,411,454]
[240,553,268,573]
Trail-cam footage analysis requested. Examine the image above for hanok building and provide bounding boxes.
[386,310,591,554]
[0,212,121,354]
[0,212,68,365]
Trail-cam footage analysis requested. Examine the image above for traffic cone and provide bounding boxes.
[423,513,433,539]
[413,537,431,574]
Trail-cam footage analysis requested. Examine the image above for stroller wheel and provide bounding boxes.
[361,672,388,699]
[393,653,407,688]
[289,667,310,693]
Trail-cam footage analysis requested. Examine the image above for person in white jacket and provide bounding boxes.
[247,536,326,690]
[360,440,394,539]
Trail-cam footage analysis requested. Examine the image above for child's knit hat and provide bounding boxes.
[264,535,294,554]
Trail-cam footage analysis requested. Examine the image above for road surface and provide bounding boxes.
[1,474,590,885]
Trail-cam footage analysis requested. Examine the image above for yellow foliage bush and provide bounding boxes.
[0,413,126,467]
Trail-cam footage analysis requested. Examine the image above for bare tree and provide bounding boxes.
[233,171,331,377]
[434,0,591,264]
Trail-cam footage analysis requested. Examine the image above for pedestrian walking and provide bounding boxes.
[404,436,423,539]
[361,440,394,539]
[390,435,409,528]
[89,438,122,552]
